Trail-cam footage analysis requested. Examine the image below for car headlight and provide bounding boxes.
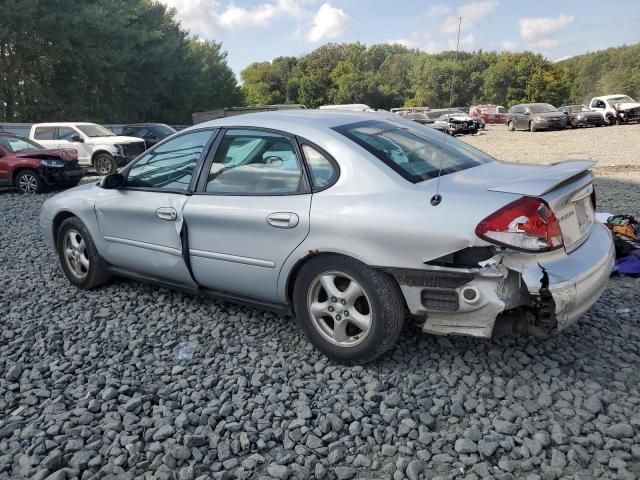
[534,116,544,121]
[576,114,583,119]
[41,159,65,167]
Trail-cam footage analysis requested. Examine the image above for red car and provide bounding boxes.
[0,132,83,193]
[469,104,509,124]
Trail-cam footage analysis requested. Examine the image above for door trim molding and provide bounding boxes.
[189,248,275,268]
[104,235,182,256]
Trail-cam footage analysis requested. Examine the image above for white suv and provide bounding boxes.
[29,123,145,175]
[589,94,640,125]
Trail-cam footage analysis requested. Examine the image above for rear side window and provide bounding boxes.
[301,144,337,190]
[34,127,55,140]
[57,127,77,140]
[205,130,303,195]
[334,120,492,183]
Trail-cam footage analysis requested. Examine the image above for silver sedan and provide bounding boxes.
[40,110,614,364]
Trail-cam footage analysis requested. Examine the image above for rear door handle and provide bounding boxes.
[156,207,177,221]
[267,212,299,229]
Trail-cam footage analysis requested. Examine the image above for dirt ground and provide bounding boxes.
[462,123,640,218]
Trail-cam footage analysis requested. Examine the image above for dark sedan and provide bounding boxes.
[559,105,605,128]
[121,123,177,149]
[507,103,567,132]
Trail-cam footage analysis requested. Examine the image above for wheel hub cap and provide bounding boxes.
[307,272,372,347]
[19,175,37,193]
[63,229,90,279]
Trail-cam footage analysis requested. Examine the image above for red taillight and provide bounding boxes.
[475,197,564,252]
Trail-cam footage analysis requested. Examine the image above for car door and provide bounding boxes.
[94,128,218,287]
[0,145,10,185]
[183,128,312,303]
[55,126,93,163]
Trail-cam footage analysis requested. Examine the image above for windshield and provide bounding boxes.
[152,124,177,136]
[334,119,493,183]
[607,96,635,105]
[528,104,558,114]
[0,136,44,153]
[77,124,115,137]
[568,105,590,113]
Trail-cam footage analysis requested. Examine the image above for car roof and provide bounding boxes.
[32,122,99,127]
[192,109,400,130]
[593,94,629,100]
[124,123,167,127]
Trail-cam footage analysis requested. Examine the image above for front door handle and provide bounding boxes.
[156,207,177,221]
[267,212,299,229]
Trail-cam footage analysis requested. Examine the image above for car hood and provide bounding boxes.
[613,102,640,111]
[432,159,595,196]
[86,135,143,144]
[15,148,78,162]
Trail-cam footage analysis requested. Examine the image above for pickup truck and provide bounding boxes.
[30,122,145,175]
[588,94,640,125]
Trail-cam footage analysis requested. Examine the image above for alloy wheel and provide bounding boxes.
[307,272,372,347]
[63,229,90,279]
[96,157,111,175]
[18,174,38,193]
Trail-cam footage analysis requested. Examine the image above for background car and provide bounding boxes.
[589,94,640,125]
[559,105,605,128]
[0,132,82,193]
[469,104,508,124]
[507,103,567,132]
[431,113,478,135]
[40,110,613,364]
[30,122,145,175]
[121,123,177,149]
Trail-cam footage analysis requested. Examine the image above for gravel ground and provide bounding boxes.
[1,126,639,480]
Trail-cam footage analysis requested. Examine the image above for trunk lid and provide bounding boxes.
[437,160,596,252]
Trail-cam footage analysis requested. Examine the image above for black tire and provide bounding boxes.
[606,114,617,126]
[529,121,537,132]
[15,169,44,194]
[56,217,111,289]
[570,118,578,128]
[507,120,515,131]
[93,153,117,176]
[293,254,405,364]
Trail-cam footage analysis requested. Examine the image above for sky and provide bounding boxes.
[158,0,640,77]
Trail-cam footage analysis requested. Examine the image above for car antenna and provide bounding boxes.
[431,15,462,207]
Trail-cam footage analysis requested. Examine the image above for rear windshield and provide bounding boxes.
[334,119,493,183]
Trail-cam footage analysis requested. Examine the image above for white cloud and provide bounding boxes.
[519,14,574,41]
[388,32,474,54]
[441,0,498,34]
[501,40,517,51]
[427,4,452,17]
[305,3,350,42]
[160,0,307,36]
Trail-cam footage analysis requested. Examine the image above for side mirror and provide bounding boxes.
[523,110,531,116]
[70,134,84,143]
[100,173,125,189]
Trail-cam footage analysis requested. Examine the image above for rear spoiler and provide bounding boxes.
[488,160,596,196]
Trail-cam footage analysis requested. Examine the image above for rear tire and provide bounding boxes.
[507,121,515,131]
[56,217,111,289]
[293,255,405,364]
[93,153,117,176]
[15,170,44,194]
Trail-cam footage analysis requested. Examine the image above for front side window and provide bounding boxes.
[301,144,337,190]
[335,120,492,183]
[126,129,214,190]
[205,130,303,194]
[34,127,55,140]
[57,127,79,140]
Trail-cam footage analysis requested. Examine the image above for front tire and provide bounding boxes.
[56,217,111,289]
[529,121,537,132]
[93,153,117,176]
[15,170,44,194]
[293,255,405,364]
[606,114,617,126]
[507,121,515,131]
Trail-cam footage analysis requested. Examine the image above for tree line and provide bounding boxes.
[0,0,241,123]
[2,0,638,124]
[241,43,640,110]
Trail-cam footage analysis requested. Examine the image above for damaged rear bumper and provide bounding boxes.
[390,222,615,338]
